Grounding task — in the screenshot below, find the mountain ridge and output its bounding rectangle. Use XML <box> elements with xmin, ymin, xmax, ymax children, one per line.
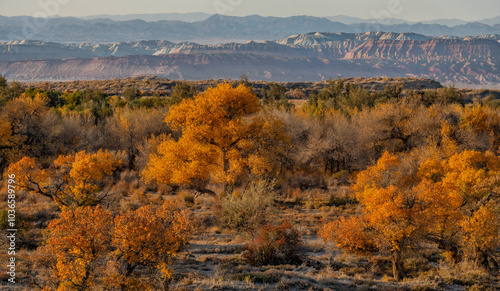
<box><xmin>72</xmin><ymin>13</ymin><xmax>500</xmax><ymax>27</ymax></box>
<box><xmin>1</xmin><ymin>33</ymin><xmax>499</xmax><ymax>86</ymax></box>
<box><xmin>80</xmin><ymin>12</ymin><xmax>212</xmax><ymax>22</ymax></box>
<box><xmin>1</xmin><ymin>15</ymin><xmax>500</xmax><ymax>44</ymax></box>
<box><xmin>2</xmin><ymin>32</ymin><xmax>499</xmax><ymax>61</ymax></box>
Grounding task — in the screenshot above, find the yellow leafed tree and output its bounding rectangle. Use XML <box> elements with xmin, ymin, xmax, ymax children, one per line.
<box><xmin>142</xmin><ymin>83</ymin><xmax>290</xmax><ymax>195</ymax></box>
<box><xmin>106</xmin><ymin>200</ymin><xmax>193</xmax><ymax>290</ymax></box>
<box><xmin>321</xmin><ymin>149</ymin><xmax>500</xmax><ymax>279</ymax></box>
<box><xmin>0</xmin><ymin>93</ymin><xmax>49</xmax><ymax>171</ymax></box>
<box><xmin>460</xmin><ymin>204</ymin><xmax>500</xmax><ymax>269</ymax></box>
<box><xmin>42</xmin><ymin>206</ymin><xmax>113</xmax><ymax>291</ymax></box>
<box><xmin>41</xmin><ymin>201</ymin><xmax>193</xmax><ymax>291</ymax></box>
<box><xmin>459</xmin><ymin>105</ymin><xmax>500</xmax><ymax>150</ymax></box>
<box><xmin>9</xmin><ymin>150</ymin><xmax>122</xmax><ymax>208</ymax></box>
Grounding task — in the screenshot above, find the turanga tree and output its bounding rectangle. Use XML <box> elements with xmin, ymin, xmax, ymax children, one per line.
<box><xmin>9</xmin><ymin>150</ymin><xmax>123</xmax><ymax>208</ymax></box>
<box><xmin>42</xmin><ymin>206</ymin><xmax>113</xmax><ymax>291</ymax></box>
<box><xmin>107</xmin><ymin>200</ymin><xmax>193</xmax><ymax>290</ymax></box>
<box><xmin>142</xmin><ymin>83</ymin><xmax>290</xmax><ymax>195</ymax></box>
<box><xmin>320</xmin><ymin>149</ymin><xmax>500</xmax><ymax>279</ymax></box>
<box><xmin>41</xmin><ymin>201</ymin><xmax>193</xmax><ymax>291</ymax></box>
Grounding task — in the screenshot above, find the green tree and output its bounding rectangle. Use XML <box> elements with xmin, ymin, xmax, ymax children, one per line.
<box><xmin>262</xmin><ymin>82</ymin><xmax>294</xmax><ymax>111</ymax></box>
<box><xmin>167</xmin><ymin>81</ymin><xmax>197</xmax><ymax>105</ymax></box>
<box><xmin>0</xmin><ymin>75</ymin><xmax>7</xmax><ymax>88</ymax></box>
<box><xmin>124</xmin><ymin>86</ymin><xmax>141</xmax><ymax>102</ymax></box>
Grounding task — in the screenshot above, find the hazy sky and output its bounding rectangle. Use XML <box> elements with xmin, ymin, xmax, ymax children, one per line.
<box><xmin>0</xmin><ymin>0</ymin><xmax>498</xmax><ymax>21</ymax></box>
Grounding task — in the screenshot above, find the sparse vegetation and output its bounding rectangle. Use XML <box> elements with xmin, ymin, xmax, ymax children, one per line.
<box><xmin>216</xmin><ymin>180</ymin><xmax>278</xmax><ymax>235</ymax></box>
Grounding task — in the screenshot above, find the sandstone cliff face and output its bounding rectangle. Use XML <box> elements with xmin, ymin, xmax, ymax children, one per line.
<box><xmin>1</xmin><ymin>33</ymin><xmax>499</xmax><ymax>86</ymax></box>
<box><xmin>2</xmin><ymin>33</ymin><xmax>498</xmax><ymax>62</ymax></box>
<box><xmin>0</xmin><ymin>54</ymin><xmax>336</xmax><ymax>81</ymax></box>
<box><xmin>1</xmin><ymin>52</ymin><xmax>498</xmax><ymax>86</ymax></box>
<box><xmin>344</xmin><ymin>39</ymin><xmax>500</xmax><ymax>63</ymax></box>
<box><xmin>0</xmin><ymin>40</ymin><xmax>177</xmax><ymax>61</ymax></box>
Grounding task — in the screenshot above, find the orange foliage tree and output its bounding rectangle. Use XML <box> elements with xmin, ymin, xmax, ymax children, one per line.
<box><xmin>9</xmin><ymin>150</ymin><xmax>122</xmax><ymax>208</ymax></box>
<box><xmin>320</xmin><ymin>149</ymin><xmax>500</xmax><ymax>279</ymax></box>
<box><xmin>442</xmin><ymin>151</ymin><xmax>500</xmax><ymax>269</ymax></box>
<box><xmin>0</xmin><ymin>93</ymin><xmax>49</xmax><ymax>171</ymax></box>
<box><xmin>108</xmin><ymin>200</ymin><xmax>193</xmax><ymax>290</ymax></box>
<box><xmin>460</xmin><ymin>204</ymin><xmax>500</xmax><ymax>270</ymax></box>
<box><xmin>42</xmin><ymin>206</ymin><xmax>113</xmax><ymax>291</ymax></box>
<box><xmin>348</xmin><ymin>152</ymin><xmax>442</xmax><ymax>280</ymax></box>
<box><xmin>142</xmin><ymin>83</ymin><xmax>290</xmax><ymax>195</ymax></box>
<box><xmin>41</xmin><ymin>200</ymin><xmax>193</xmax><ymax>291</ymax></box>
<box><xmin>460</xmin><ymin>104</ymin><xmax>500</xmax><ymax>151</ymax></box>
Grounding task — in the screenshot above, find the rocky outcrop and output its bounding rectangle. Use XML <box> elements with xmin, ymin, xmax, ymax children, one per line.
<box><xmin>275</xmin><ymin>32</ymin><xmax>431</xmax><ymax>46</ymax></box>
<box><xmin>1</xmin><ymin>52</ymin><xmax>499</xmax><ymax>86</ymax></box>
<box><xmin>344</xmin><ymin>39</ymin><xmax>500</xmax><ymax>63</ymax></box>
<box><xmin>0</xmin><ymin>40</ymin><xmax>176</xmax><ymax>61</ymax></box>
<box><xmin>3</xmin><ymin>33</ymin><xmax>498</xmax><ymax>62</ymax></box>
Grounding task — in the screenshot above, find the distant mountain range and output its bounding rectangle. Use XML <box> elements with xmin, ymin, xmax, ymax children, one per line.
<box><xmin>80</xmin><ymin>12</ymin><xmax>212</xmax><ymax>22</ymax></box>
<box><xmin>78</xmin><ymin>13</ymin><xmax>500</xmax><ymax>28</ymax></box>
<box><xmin>1</xmin><ymin>14</ymin><xmax>500</xmax><ymax>43</ymax></box>
<box><xmin>479</xmin><ymin>16</ymin><xmax>500</xmax><ymax>26</ymax></box>
<box><xmin>1</xmin><ymin>13</ymin><xmax>499</xmax><ymax>86</ymax></box>
<box><xmin>325</xmin><ymin>15</ymin><xmax>500</xmax><ymax>27</ymax></box>
<box><xmin>1</xmin><ymin>32</ymin><xmax>499</xmax><ymax>86</ymax></box>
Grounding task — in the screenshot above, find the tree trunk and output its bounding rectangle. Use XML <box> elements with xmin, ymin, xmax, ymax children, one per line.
<box><xmin>426</xmin><ymin>236</ymin><xmax>462</xmax><ymax>264</ymax></box>
<box><xmin>162</xmin><ymin>276</ymin><xmax>171</xmax><ymax>291</ymax></box>
<box><xmin>476</xmin><ymin>249</ymin><xmax>490</xmax><ymax>270</ymax></box>
<box><xmin>474</xmin><ymin>248</ymin><xmax>499</xmax><ymax>272</ymax></box>
<box><xmin>441</xmin><ymin>242</ymin><xmax>462</xmax><ymax>264</ymax></box>
<box><xmin>221</xmin><ymin>150</ymin><xmax>233</xmax><ymax>196</ymax></box>
<box><xmin>128</xmin><ymin>147</ymin><xmax>136</xmax><ymax>170</ymax></box>
<box><xmin>121</xmin><ymin>263</ymin><xmax>135</xmax><ymax>291</ymax></box>
<box><xmin>436</xmin><ymin>238</ymin><xmax>462</xmax><ymax>264</ymax></box>
<box><xmin>0</xmin><ymin>154</ymin><xmax>9</xmax><ymax>175</ymax></box>
<box><xmin>223</xmin><ymin>183</ymin><xmax>234</xmax><ymax>196</ymax></box>
<box><xmin>391</xmin><ymin>249</ymin><xmax>405</xmax><ymax>281</ymax></box>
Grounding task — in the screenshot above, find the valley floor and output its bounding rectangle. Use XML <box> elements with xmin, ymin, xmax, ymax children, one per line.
<box><xmin>165</xmin><ymin>195</ymin><xmax>499</xmax><ymax>291</ymax></box>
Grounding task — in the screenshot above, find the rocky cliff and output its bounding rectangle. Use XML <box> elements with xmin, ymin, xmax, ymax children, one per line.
<box><xmin>1</xmin><ymin>33</ymin><xmax>499</xmax><ymax>86</ymax></box>
<box><xmin>344</xmin><ymin>39</ymin><xmax>500</xmax><ymax>63</ymax></box>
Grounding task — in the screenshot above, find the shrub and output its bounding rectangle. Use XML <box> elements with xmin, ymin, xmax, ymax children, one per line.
<box><xmin>327</xmin><ymin>194</ymin><xmax>357</xmax><ymax>207</ymax></box>
<box><xmin>181</xmin><ymin>190</ymin><xmax>195</xmax><ymax>205</ymax></box>
<box><xmin>216</xmin><ymin>180</ymin><xmax>277</xmax><ymax>235</ymax></box>
<box><xmin>319</xmin><ymin>216</ymin><xmax>378</xmax><ymax>255</ymax></box>
<box><xmin>124</xmin><ymin>86</ymin><xmax>141</xmax><ymax>101</ymax></box>
<box><xmin>109</xmin><ymin>200</ymin><xmax>194</xmax><ymax>289</ymax></box>
<box><xmin>42</xmin><ymin>206</ymin><xmax>113</xmax><ymax>290</ymax></box>
<box><xmin>243</xmin><ymin>221</ymin><xmax>304</xmax><ymax>266</ymax></box>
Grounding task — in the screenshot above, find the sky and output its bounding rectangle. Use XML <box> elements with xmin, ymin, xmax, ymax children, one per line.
<box><xmin>0</xmin><ymin>0</ymin><xmax>499</xmax><ymax>21</ymax></box>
